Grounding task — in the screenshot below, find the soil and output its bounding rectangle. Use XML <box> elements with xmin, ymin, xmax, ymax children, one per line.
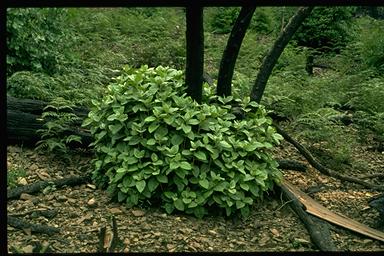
<box><xmin>6</xmin><ymin>138</ymin><xmax>384</xmax><ymax>253</ymax></box>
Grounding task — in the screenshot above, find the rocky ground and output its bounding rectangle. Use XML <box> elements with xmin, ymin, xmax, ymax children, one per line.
<box><xmin>6</xmin><ymin>139</ymin><xmax>384</xmax><ymax>253</ymax></box>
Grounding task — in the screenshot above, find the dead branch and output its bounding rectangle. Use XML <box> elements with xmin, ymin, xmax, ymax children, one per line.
<box><xmin>360</xmin><ymin>173</ymin><xmax>384</xmax><ymax>179</ymax></box>
<box><xmin>8</xmin><ymin>216</ymin><xmax>60</xmax><ymax>235</ymax></box>
<box><xmin>277</xmin><ymin>159</ymin><xmax>307</xmax><ymax>172</ymax></box>
<box><xmin>7</xmin><ymin>175</ymin><xmax>91</xmax><ymax>200</ymax></box>
<box><xmin>274</xmin><ymin>124</ymin><xmax>384</xmax><ymax>191</ymax></box>
<box><xmin>278</xmin><ymin>185</ymin><xmax>338</xmax><ymax>251</ymax></box>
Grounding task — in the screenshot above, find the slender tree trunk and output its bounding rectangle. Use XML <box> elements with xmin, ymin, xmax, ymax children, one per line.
<box><xmin>250</xmin><ymin>7</ymin><xmax>314</xmax><ymax>104</ymax></box>
<box><xmin>305</xmin><ymin>53</ymin><xmax>314</xmax><ymax>75</ymax></box>
<box><xmin>216</xmin><ymin>6</ymin><xmax>256</xmax><ymax>97</ymax></box>
<box><xmin>185</xmin><ymin>5</ymin><xmax>204</xmax><ymax>104</ymax></box>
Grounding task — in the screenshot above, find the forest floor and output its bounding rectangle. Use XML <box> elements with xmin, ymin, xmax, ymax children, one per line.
<box><xmin>6</xmin><ymin>136</ymin><xmax>384</xmax><ymax>253</ymax></box>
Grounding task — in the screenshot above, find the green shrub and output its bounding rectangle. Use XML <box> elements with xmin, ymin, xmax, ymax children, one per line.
<box><xmin>7</xmin><ymin>71</ymin><xmax>55</xmax><ymax>100</ymax></box>
<box><xmin>209</xmin><ymin>7</ymin><xmax>240</xmax><ymax>34</ymax></box>
<box><xmin>6</xmin><ymin>8</ymin><xmax>70</xmax><ymax>75</ymax></box>
<box><xmin>83</xmin><ymin>65</ymin><xmax>283</xmax><ymax>219</ymax></box>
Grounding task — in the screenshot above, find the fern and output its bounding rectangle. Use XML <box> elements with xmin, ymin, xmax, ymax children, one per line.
<box><xmin>36</xmin><ymin>97</ymin><xmax>82</xmax><ymax>156</ymax></box>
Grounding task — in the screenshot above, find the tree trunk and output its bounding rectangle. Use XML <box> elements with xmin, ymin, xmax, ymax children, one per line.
<box><xmin>250</xmin><ymin>6</ymin><xmax>314</xmax><ymax>103</ymax></box>
<box><xmin>305</xmin><ymin>54</ymin><xmax>314</xmax><ymax>75</ymax></box>
<box><xmin>185</xmin><ymin>5</ymin><xmax>204</xmax><ymax>104</ymax></box>
<box><xmin>216</xmin><ymin>5</ymin><xmax>256</xmax><ymax>97</ymax></box>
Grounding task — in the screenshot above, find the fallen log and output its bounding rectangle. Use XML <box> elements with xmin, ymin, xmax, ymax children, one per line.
<box><xmin>8</xmin><ymin>216</ymin><xmax>60</xmax><ymax>235</ymax></box>
<box><xmin>279</xmin><ymin>184</ymin><xmax>337</xmax><ymax>251</ymax></box>
<box><xmin>7</xmin><ymin>96</ymin><xmax>92</xmax><ymax>147</ymax></box>
<box><xmin>282</xmin><ymin>180</ymin><xmax>384</xmax><ymax>242</ymax></box>
<box><xmin>7</xmin><ymin>175</ymin><xmax>91</xmax><ymax>200</ymax></box>
<box><xmin>277</xmin><ymin>159</ymin><xmax>307</xmax><ymax>172</ymax></box>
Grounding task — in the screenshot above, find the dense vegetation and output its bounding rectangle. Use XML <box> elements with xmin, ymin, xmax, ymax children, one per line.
<box><xmin>7</xmin><ymin>7</ymin><xmax>384</xmax><ymax>216</ymax></box>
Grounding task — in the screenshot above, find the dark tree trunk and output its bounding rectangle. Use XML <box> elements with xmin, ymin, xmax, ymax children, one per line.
<box><xmin>216</xmin><ymin>5</ymin><xmax>256</xmax><ymax>97</ymax></box>
<box><xmin>305</xmin><ymin>54</ymin><xmax>314</xmax><ymax>75</ymax></box>
<box><xmin>250</xmin><ymin>7</ymin><xmax>314</xmax><ymax>103</ymax></box>
<box><xmin>7</xmin><ymin>96</ymin><xmax>92</xmax><ymax>147</ymax></box>
<box><xmin>185</xmin><ymin>5</ymin><xmax>204</xmax><ymax>104</ymax></box>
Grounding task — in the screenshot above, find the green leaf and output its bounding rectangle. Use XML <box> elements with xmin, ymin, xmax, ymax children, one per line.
<box><xmin>219</xmin><ymin>140</ymin><xmax>232</xmax><ymax>149</ymax></box>
<box><xmin>148</xmin><ymin>122</ymin><xmax>160</xmax><ymax>133</ymax></box>
<box><xmin>146</xmin><ymin>138</ymin><xmax>156</xmax><ymax>146</ymax></box>
<box><xmin>179</xmin><ymin>161</ymin><xmax>192</xmax><ymax>170</ymax></box>
<box><xmin>236</xmin><ymin>200</ymin><xmax>245</xmax><ymax>209</ymax></box>
<box><xmin>144</xmin><ymin>116</ymin><xmax>156</xmax><ymax>122</ymax></box>
<box><xmin>240</xmin><ymin>206</ymin><xmax>250</xmax><ymax>218</ymax></box>
<box><xmin>170</xmin><ymin>134</ymin><xmax>184</xmax><ymax>146</ymax></box>
<box><xmin>164</xmin><ymin>203</ymin><xmax>174</xmax><ymax>214</ymax></box>
<box><xmin>194</xmin><ymin>151</ymin><xmax>207</xmax><ymax>161</ymax></box>
<box><xmin>135</xmin><ymin>180</ymin><xmax>146</xmax><ymax>193</ymax></box>
<box><xmin>199</xmin><ymin>179</ymin><xmax>209</xmax><ymax>189</ymax></box>
<box><xmin>117</xmin><ymin>191</ymin><xmax>126</xmax><ymax>202</ymax></box>
<box><xmin>239</xmin><ymin>183</ymin><xmax>249</xmax><ymax>191</ymax></box>
<box><xmin>116</xmin><ymin>168</ymin><xmax>126</xmax><ymax>173</ymax></box>
<box><xmin>193</xmin><ymin>207</ymin><xmax>206</xmax><ymax>219</ymax></box>
<box><xmin>147</xmin><ymin>177</ymin><xmax>159</xmax><ymax>192</ymax></box>
<box><xmin>156</xmin><ymin>174</ymin><xmax>168</xmax><ymax>183</ymax></box>
<box><xmin>174</xmin><ymin>198</ymin><xmax>185</xmax><ymax>211</ymax></box>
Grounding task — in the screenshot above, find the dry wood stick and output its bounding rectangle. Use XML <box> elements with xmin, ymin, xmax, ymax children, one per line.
<box><xmin>274</xmin><ymin>124</ymin><xmax>384</xmax><ymax>191</ymax></box>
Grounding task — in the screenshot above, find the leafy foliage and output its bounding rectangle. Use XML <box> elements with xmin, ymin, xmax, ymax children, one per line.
<box><xmin>36</xmin><ymin>97</ymin><xmax>82</xmax><ymax>156</ymax></box>
<box><xmin>293</xmin><ymin>7</ymin><xmax>355</xmax><ymax>53</ymax></box>
<box><xmin>84</xmin><ymin>65</ymin><xmax>283</xmax><ymax>219</ymax></box>
<box><xmin>209</xmin><ymin>7</ymin><xmax>240</xmax><ymax>34</ymax></box>
<box><xmin>6</xmin><ymin>8</ymin><xmax>70</xmax><ymax>75</ymax></box>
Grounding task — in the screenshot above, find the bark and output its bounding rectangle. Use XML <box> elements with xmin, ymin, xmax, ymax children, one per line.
<box><xmin>8</xmin><ymin>216</ymin><xmax>60</xmax><ymax>235</ymax></box>
<box><xmin>185</xmin><ymin>5</ymin><xmax>204</xmax><ymax>104</ymax></box>
<box><xmin>216</xmin><ymin>5</ymin><xmax>256</xmax><ymax>97</ymax></box>
<box><xmin>250</xmin><ymin>7</ymin><xmax>314</xmax><ymax>103</ymax></box>
<box><xmin>278</xmin><ymin>185</ymin><xmax>338</xmax><ymax>251</ymax></box>
<box><xmin>277</xmin><ymin>159</ymin><xmax>307</xmax><ymax>172</ymax></box>
<box><xmin>7</xmin><ymin>96</ymin><xmax>93</xmax><ymax>147</ymax></box>
<box><xmin>305</xmin><ymin>54</ymin><xmax>314</xmax><ymax>75</ymax></box>
<box><xmin>7</xmin><ymin>175</ymin><xmax>91</xmax><ymax>200</ymax></box>
<box><xmin>274</xmin><ymin>123</ymin><xmax>384</xmax><ymax>191</ymax></box>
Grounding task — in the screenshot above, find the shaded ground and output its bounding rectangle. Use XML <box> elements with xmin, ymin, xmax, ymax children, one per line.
<box><xmin>6</xmin><ymin>139</ymin><xmax>384</xmax><ymax>253</ymax></box>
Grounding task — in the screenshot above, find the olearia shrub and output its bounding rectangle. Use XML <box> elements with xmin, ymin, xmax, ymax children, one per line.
<box><xmin>83</xmin><ymin>65</ymin><xmax>283</xmax><ymax>219</ymax></box>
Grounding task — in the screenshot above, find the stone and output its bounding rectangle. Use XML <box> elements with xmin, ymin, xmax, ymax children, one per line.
<box><xmin>87</xmin><ymin>198</ymin><xmax>96</xmax><ymax>207</ymax></box>
<box><xmin>20</xmin><ymin>193</ymin><xmax>34</xmax><ymax>201</ymax></box>
<box><xmin>17</xmin><ymin>177</ymin><xmax>28</xmax><ymax>186</ymax></box>
<box><xmin>132</xmin><ymin>209</ymin><xmax>145</xmax><ymax>217</ymax></box>
<box><xmin>30</xmin><ymin>163</ymin><xmax>39</xmax><ymax>171</ymax></box>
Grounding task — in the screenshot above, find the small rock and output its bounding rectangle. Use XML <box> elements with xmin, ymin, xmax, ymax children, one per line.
<box><xmin>20</xmin><ymin>193</ymin><xmax>34</xmax><ymax>201</ymax></box>
<box><xmin>30</xmin><ymin>163</ymin><xmax>39</xmax><ymax>171</ymax></box>
<box><xmin>132</xmin><ymin>209</ymin><xmax>145</xmax><ymax>217</ymax></box>
<box><xmin>17</xmin><ymin>177</ymin><xmax>28</xmax><ymax>186</ymax></box>
<box><xmin>56</xmin><ymin>195</ymin><xmax>68</xmax><ymax>202</ymax></box>
<box><xmin>86</xmin><ymin>184</ymin><xmax>97</xmax><ymax>190</ymax></box>
<box><xmin>208</xmin><ymin>229</ymin><xmax>218</xmax><ymax>236</ymax></box>
<box><xmin>166</xmin><ymin>244</ymin><xmax>176</xmax><ymax>251</ymax></box>
<box><xmin>36</xmin><ymin>171</ymin><xmax>51</xmax><ymax>181</ymax></box>
<box><xmin>109</xmin><ymin>208</ymin><xmax>123</xmax><ymax>215</ymax></box>
<box><xmin>270</xmin><ymin>228</ymin><xmax>280</xmax><ymax>237</ymax></box>
<box><xmin>87</xmin><ymin>198</ymin><xmax>96</xmax><ymax>207</ymax></box>
<box><xmin>294</xmin><ymin>238</ymin><xmax>311</xmax><ymax>245</ymax></box>
<box><xmin>22</xmin><ymin>245</ymin><xmax>34</xmax><ymax>253</ymax></box>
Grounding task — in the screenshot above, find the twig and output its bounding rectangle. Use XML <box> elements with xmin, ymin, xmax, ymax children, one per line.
<box><xmin>274</xmin><ymin>124</ymin><xmax>384</xmax><ymax>191</ymax></box>
<box><xmin>8</xmin><ymin>216</ymin><xmax>60</xmax><ymax>235</ymax></box>
<box><xmin>8</xmin><ymin>175</ymin><xmax>91</xmax><ymax>200</ymax></box>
